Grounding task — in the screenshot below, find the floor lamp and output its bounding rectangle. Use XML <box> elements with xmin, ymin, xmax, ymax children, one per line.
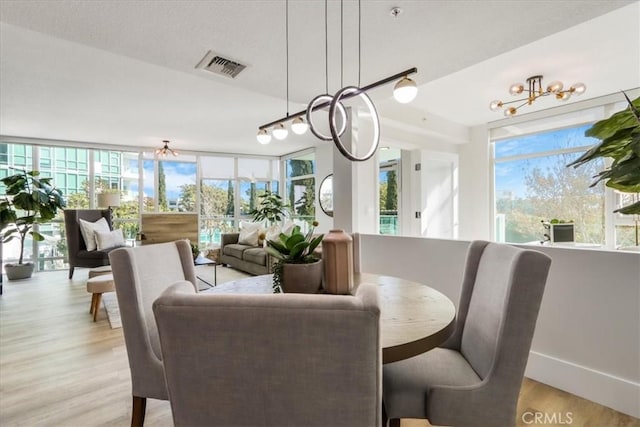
<box><xmin>97</xmin><ymin>193</ymin><xmax>121</xmax><ymax>230</ymax></box>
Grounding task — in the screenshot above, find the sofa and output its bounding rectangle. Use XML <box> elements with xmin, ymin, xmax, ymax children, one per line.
<box><xmin>219</xmin><ymin>233</ymin><xmax>274</xmax><ymax>276</ymax></box>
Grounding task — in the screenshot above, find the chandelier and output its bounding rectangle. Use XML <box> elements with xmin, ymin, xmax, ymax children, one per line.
<box><xmin>256</xmin><ymin>1</ymin><xmax>418</xmax><ymax>162</ymax></box>
<box><xmin>490</xmin><ymin>75</ymin><xmax>586</xmax><ymax>117</ymax></box>
<box><xmin>155</xmin><ymin>140</ymin><xmax>179</xmax><ymax>157</ymax></box>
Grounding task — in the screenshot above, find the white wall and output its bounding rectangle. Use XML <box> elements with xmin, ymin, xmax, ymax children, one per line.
<box><xmin>359</xmin><ymin>234</ymin><xmax>640</xmax><ymax>418</ymax></box>
<box><xmin>458</xmin><ymin>124</ymin><xmax>491</xmax><ymax>240</ymax></box>
<box><xmin>313</xmin><ymin>143</ymin><xmax>334</xmax><ymax>234</ymax></box>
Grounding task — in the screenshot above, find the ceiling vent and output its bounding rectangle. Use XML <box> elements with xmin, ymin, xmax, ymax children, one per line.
<box><xmin>195</xmin><ymin>50</ymin><xmax>247</xmax><ymax>79</ymax></box>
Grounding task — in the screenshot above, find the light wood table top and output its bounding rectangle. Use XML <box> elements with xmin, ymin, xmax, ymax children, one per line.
<box><xmin>204</xmin><ymin>272</ymin><xmax>456</xmax><ymax>364</ymax></box>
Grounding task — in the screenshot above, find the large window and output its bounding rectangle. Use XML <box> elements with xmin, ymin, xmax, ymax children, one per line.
<box><xmin>199</xmin><ymin>156</ymin><xmax>278</xmax><ymax>247</ymax></box>
<box><xmin>285</xmin><ymin>152</ymin><xmax>315</xmax><ymax>225</ymax></box>
<box><xmin>1</xmin><ymin>140</ymin><xmax>291</xmax><ymax>269</ymax></box>
<box><xmin>494</xmin><ymin>124</ymin><xmax>605</xmax><ymax>244</ymax></box>
<box><xmin>0</xmin><ymin>143</ymin><xmax>140</xmax><ymax>271</ymax></box>
<box><xmin>379</xmin><ymin>149</ymin><xmax>401</xmax><ymax>235</ymax></box>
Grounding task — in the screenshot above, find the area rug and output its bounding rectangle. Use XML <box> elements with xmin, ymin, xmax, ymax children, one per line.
<box><xmin>102</xmin><ymin>265</ymin><xmax>252</xmax><ymax>329</ymax></box>
<box><xmin>102</xmin><ymin>292</ymin><xmax>121</xmax><ymax>329</ymax></box>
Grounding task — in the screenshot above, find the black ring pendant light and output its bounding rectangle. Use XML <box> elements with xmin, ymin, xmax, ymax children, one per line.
<box><xmin>257</xmin><ymin>0</ymin><xmax>418</xmax><ymax>162</ymax></box>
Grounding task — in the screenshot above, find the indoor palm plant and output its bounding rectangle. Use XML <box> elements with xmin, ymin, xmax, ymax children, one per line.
<box><xmin>0</xmin><ymin>168</ymin><xmax>66</xmax><ymax>279</ymax></box>
<box><xmin>264</xmin><ymin>221</ymin><xmax>323</xmax><ymax>293</ymax></box>
<box><xmin>250</xmin><ymin>192</ymin><xmax>290</xmax><ymax>226</ymax></box>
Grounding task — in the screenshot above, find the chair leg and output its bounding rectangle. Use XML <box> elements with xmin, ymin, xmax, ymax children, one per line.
<box><xmin>90</xmin><ymin>294</ymin><xmax>97</xmax><ymax>314</ymax></box>
<box><xmin>131</xmin><ymin>396</ymin><xmax>147</xmax><ymax>427</ymax></box>
<box><xmin>93</xmin><ymin>293</ymin><xmax>102</xmax><ymax>322</ymax></box>
<box><xmin>389</xmin><ymin>419</ymin><xmax>401</xmax><ymax>427</ymax></box>
<box><xmin>382</xmin><ymin>401</ymin><xmax>388</xmax><ymax>427</ymax></box>
<box><xmin>69</xmin><ymin>266</ymin><xmax>75</xmax><ymax>279</ymax></box>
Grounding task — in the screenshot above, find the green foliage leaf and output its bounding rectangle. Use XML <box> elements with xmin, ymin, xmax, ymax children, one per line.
<box><xmin>308</xmin><ymin>234</ymin><xmax>324</xmax><ymax>254</ymax></box>
<box><xmin>288</xmin><ymin>240</ymin><xmax>310</xmax><ymax>259</ymax></box>
<box><xmin>285</xmin><ymin>232</ymin><xmax>305</xmax><ymax>250</ymax></box>
<box><xmin>30</xmin><ymin>231</ymin><xmax>46</xmax><ymax>242</ymax></box>
<box><xmin>614</xmin><ymin>200</ymin><xmax>640</xmax><ymax>215</ymax></box>
<box><xmin>267</xmin><ymin>239</ymin><xmax>289</xmax><ymax>255</ymax></box>
<box><xmin>569</xmin><ymin>93</ymin><xmax>640</xmax><ymax>215</ymax></box>
<box><xmin>265</xmin><ymin>246</ymin><xmax>285</xmax><ymax>260</ymax></box>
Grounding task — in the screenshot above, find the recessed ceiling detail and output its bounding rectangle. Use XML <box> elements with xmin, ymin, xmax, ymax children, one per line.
<box><xmin>195</xmin><ymin>50</ymin><xmax>246</xmax><ymax>79</ymax></box>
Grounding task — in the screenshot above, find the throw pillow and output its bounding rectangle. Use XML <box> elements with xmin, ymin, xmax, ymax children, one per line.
<box><xmin>265</xmin><ymin>224</ymin><xmax>282</xmax><ymax>243</ymax></box>
<box><xmin>239</xmin><ymin>220</ymin><xmax>263</xmax><ymax>232</ymax></box>
<box><xmin>79</xmin><ymin>217</ymin><xmax>110</xmax><ymax>251</ymax></box>
<box><xmin>238</xmin><ymin>227</ymin><xmax>260</xmax><ymax>246</ymax></box>
<box><xmin>95</xmin><ymin>229</ymin><xmax>126</xmax><ymax>251</ymax></box>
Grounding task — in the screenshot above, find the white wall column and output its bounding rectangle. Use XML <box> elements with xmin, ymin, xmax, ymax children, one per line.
<box><xmin>333</xmin><ymin>112</ymin><xmax>378</xmax><ymax>234</ymax></box>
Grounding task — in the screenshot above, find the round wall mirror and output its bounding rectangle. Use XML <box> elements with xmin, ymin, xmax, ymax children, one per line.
<box><xmin>319</xmin><ymin>174</ymin><xmax>333</xmax><ymax>217</ymax></box>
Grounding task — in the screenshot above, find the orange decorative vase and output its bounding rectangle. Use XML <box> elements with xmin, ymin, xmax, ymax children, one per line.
<box><xmin>322</xmin><ymin>229</ymin><xmax>353</xmax><ymax>294</ymax></box>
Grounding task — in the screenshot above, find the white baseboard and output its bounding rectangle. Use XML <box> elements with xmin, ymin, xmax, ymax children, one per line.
<box><xmin>525</xmin><ymin>351</ymin><xmax>640</xmax><ymax>418</ymax></box>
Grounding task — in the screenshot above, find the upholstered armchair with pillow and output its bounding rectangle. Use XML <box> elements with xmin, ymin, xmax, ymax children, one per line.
<box><xmin>109</xmin><ymin>239</ymin><xmax>197</xmax><ymax>427</ymax></box>
<box><xmin>64</xmin><ymin>209</ymin><xmax>123</xmax><ymax>279</ymax></box>
<box><xmin>153</xmin><ymin>282</ymin><xmax>381</xmax><ymax>427</ymax></box>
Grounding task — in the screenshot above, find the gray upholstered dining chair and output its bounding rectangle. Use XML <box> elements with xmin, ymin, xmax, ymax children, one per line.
<box><xmin>383</xmin><ymin>240</ymin><xmax>552</xmax><ymax>427</ymax></box>
<box><xmin>108</xmin><ymin>240</ymin><xmax>197</xmax><ymax>427</ymax></box>
<box><xmin>153</xmin><ymin>282</ymin><xmax>382</xmax><ymax>427</ymax></box>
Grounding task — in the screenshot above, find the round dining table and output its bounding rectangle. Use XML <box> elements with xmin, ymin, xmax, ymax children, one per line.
<box><xmin>204</xmin><ymin>272</ymin><xmax>456</xmax><ymax>364</ymax></box>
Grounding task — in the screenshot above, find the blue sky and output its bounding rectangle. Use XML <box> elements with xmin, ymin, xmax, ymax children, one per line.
<box><xmin>128</xmin><ymin>160</ymin><xmax>197</xmax><ymax>200</ymax></box>
<box><xmin>494</xmin><ymin>124</ymin><xmax>597</xmax><ymax>198</ymax></box>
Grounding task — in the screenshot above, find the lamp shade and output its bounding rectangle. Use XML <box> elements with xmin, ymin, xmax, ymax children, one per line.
<box><xmin>97</xmin><ymin>192</ymin><xmax>121</xmax><ymax>208</ymax></box>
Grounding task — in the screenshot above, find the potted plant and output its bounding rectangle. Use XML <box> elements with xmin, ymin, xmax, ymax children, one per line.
<box><xmin>264</xmin><ymin>221</ymin><xmax>323</xmax><ymax>293</ymax></box>
<box><xmin>0</xmin><ymin>169</ymin><xmax>66</xmax><ymax>280</ymax></box>
<box><xmin>250</xmin><ymin>192</ymin><xmax>290</xmax><ymax>226</ymax></box>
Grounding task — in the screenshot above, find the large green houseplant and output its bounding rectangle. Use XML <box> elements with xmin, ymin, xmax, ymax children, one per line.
<box><xmin>250</xmin><ymin>191</ymin><xmax>290</xmax><ymax>226</ymax></box>
<box><xmin>568</xmin><ymin>93</ymin><xmax>640</xmax><ymax>215</ymax></box>
<box><xmin>265</xmin><ymin>222</ymin><xmax>323</xmax><ymax>293</ymax></box>
<box><xmin>0</xmin><ymin>169</ymin><xmax>66</xmax><ymax>279</ymax></box>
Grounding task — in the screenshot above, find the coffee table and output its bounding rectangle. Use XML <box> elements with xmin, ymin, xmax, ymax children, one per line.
<box><xmin>194</xmin><ymin>255</ymin><xmax>217</xmax><ymax>287</ymax></box>
<box><xmin>204</xmin><ymin>272</ymin><xmax>456</xmax><ymax>364</ymax></box>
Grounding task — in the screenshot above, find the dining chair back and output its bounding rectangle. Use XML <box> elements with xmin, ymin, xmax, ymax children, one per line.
<box><xmin>153</xmin><ymin>283</ymin><xmax>381</xmax><ymax>427</ymax></box>
<box><xmin>109</xmin><ymin>239</ymin><xmax>197</xmax><ymax>427</ymax></box>
<box><xmin>383</xmin><ymin>240</ymin><xmax>552</xmax><ymax>427</ymax></box>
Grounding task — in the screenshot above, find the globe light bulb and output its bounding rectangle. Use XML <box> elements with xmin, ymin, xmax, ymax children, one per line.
<box><xmin>546</xmin><ymin>81</ymin><xmax>563</xmax><ymax>94</ymax></box>
<box><xmin>504</xmin><ymin>107</ymin><xmax>517</xmax><ymax>117</ymax></box>
<box><xmin>272</xmin><ymin>123</ymin><xmax>288</xmax><ymax>140</ymax></box>
<box><xmin>570</xmin><ymin>83</ymin><xmax>586</xmax><ymax>95</ymax></box>
<box><xmin>489</xmin><ymin>100</ymin><xmax>503</xmax><ymax>111</ymax></box>
<box><xmin>256</xmin><ymin>129</ymin><xmax>271</xmax><ymax>144</ymax></box>
<box><xmin>556</xmin><ymin>91</ymin><xmax>572</xmax><ymax>101</ymax></box>
<box><xmin>393</xmin><ymin>77</ymin><xmax>418</xmax><ymax>103</ymax></box>
<box><xmin>509</xmin><ymin>83</ymin><xmax>524</xmax><ymax>95</ymax></box>
<box><xmin>290</xmin><ymin>116</ymin><xmax>309</xmax><ymax>135</ymax></box>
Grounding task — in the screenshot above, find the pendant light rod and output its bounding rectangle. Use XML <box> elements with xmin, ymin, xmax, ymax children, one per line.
<box><xmin>258</xmin><ymin>66</ymin><xmax>417</xmax><ymax>130</ymax></box>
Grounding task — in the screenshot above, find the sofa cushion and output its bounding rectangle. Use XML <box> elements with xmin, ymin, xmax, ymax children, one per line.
<box><xmin>77</xmin><ymin>249</ymin><xmax>114</xmax><ymax>260</ymax></box>
<box><xmin>224</xmin><ymin>244</ymin><xmax>254</xmax><ymax>260</ymax></box>
<box><xmin>243</xmin><ymin>247</ymin><xmax>266</xmax><ymax>266</ymax></box>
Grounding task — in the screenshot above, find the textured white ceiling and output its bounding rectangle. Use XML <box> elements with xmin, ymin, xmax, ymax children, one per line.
<box><xmin>0</xmin><ymin>0</ymin><xmax>638</xmax><ymax>155</ymax></box>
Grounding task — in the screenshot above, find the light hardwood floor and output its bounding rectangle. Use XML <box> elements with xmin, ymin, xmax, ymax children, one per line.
<box><xmin>0</xmin><ymin>269</ymin><xmax>638</xmax><ymax>427</ymax></box>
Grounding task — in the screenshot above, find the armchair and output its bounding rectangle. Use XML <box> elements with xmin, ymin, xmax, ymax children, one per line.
<box><xmin>64</xmin><ymin>209</ymin><xmax>113</xmax><ymax>279</ymax></box>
